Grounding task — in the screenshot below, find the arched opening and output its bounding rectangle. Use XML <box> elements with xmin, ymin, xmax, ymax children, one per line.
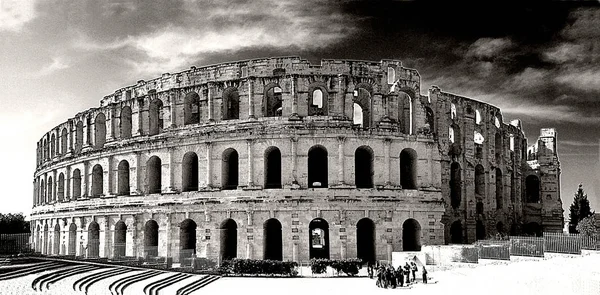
<box><xmin>353</xmin><ymin>88</ymin><xmax>370</xmax><ymax>128</ymax></box>
<box><xmin>496</xmin><ymin>222</ymin><xmax>505</xmax><ymax>235</ymax></box>
<box><xmin>53</xmin><ymin>224</ymin><xmax>60</xmax><ymax>255</ymax></box>
<box><xmin>117</xmin><ymin>160</ymin><xmax>130</xmax><ymax>195</ymax></box>
<box><xmin>425</xmin><ymin>107</ymin><xmax>434</xmax><ymax>134</ymax></box>
<box><xmin>450</xmin><ymin>221</ymin><xmax>463</xmax><ymax>244</ymax></box>
<box><xmin>308</xmin><ymin>87</ymin><xmax>327</xmax><ymax>116</ymax></box>
<box><xmin>50</xmin><ymin>134</ymin><xmax>56</xmax><ymax>158</ymax></box>
<box><xmin>476</xmin><ymin>220</ymin><xmax>486</xmax><ymax>240</ymax></box>
<box><xmin>495</xmin><ymin>133</ymin><xmax>502</xmax><ymax>162</ymax></box>
<box><xmin>182</xmin><ymin>152</ymin><xmax>199</xmax><ymax>192</ymax></box>
<box><xmin>476</xmin><ymin>201</ymin><xmax>484</xmax><ymax>215</ymax></box>
<box><xmin>222</xmin><ymin>87</ymin><xmax>240</xmax><ymax>120</ymax></box>
<box><xmin>356</xmin><ymin>218</ymin><xmax>376</xmax><ymax>263</ymax></box>
<box><xmin>147</xmin><ymin>156</ymin><xmax>162</xmax><ymax>194</ymax></box>
<box><xmin>525</xmin><ymin>175</ymin><xmax>540</xmax><ymax>203</ymax></box>
<box><xmin>450</xmin><ymin>162</ymin><xmax>462</xmax><ymax>209</ymax></box>
<box><xmin>308</xmin><ymin>145</ymin><xmax>328</xmax><ymax>188</ymax></box>
<box><xmin>221</xmin><ymin>148</ymin><xmax>239</xmax><ymax>190</ymax></box>
<box><xmin>43</xmin><ymin>138</ymin><xmax>48</xmax><ymax>160</ymax></box>
<box><xmin>510</xmin><ymin>172</ymin><xmax>516</xmax><ymax>203</ymax></box>
<box><xmin>43</xmin><ymin>224</ymin><xmax>49</xmax><ymax>254</ymax></box>
<box><xmin>91</xmin><ymin>164</ymin><xmax>103</xmax><ymax>197</ymax></box>
<box><xmin>264</xmin><ymin>85</ymin><xmax>283</xmax><ymax>117</ymax></box>
<box><xmin>72</xmin><ymin>169</ymin><xmax>81</xmax><ymax>199</ymax></box>
<box><xmin>523</xmin><ymin>222</ymin><xmax>542</xmax><ymax>237</ymax></box>
<box><xmin>144</xmin><ymin>220</ymin><xmax>159</xmax><ymax>258</ymax></box>
<box><xmin>263</xmin><ymin>219</ymin><xmax>283</xmax><ymax>261</ymax></box>
<box><xmin>75</xmin><ymin>121</ymin><xmax>84</xmax><ymax>153</ymax></box>
<box><xmin>88</xmin><ymin>221</ymin><xmax>100</xmax><ymax>258</ymax></box>
<box><xmin>149</xmin><ymin>99</ymin><xmax>164</xmax><ymax>136</ymax></box>
<box><xmin>400</xmin><ymin>148</ymin><xmax>418</xmax><ymax>189</ymax></box>
<box><xmin>114</xmin><ymin>221</ymin><xmax>127</xmax><ymax>258</ymax></box>
<box><xmin>40</xmin><ymin>180</ymin><xmax>45</xmax><ymax>204</ymax></box>
<box><xmin>402</xmin><ymin>219</ymin><xmax>421</xmax><ymax>251</ymax></box>
<box><xmin>180</xmin><ymin>219</ymin><xmax>197</xmax><ymax>264</ymax></box>
<box><xmin>264</xmin><ymin>147</ymin><xmax>281</xmax><ymax>189</ymax></box>
<box><xmin>94</xmin><ymin>113</ymin><xmax>106</xmax><ymax>149</ymax></box>
<box><xmin>496</xmin><ymin>168</ymin><xmax>503</xmax><ymax>209</ymax></box>
<box><xmin>219</xmin><ymin>219</ymin><xmax>237</xmax><ymax>261</ymax></box>
<box><xmin>399</xmin><ymin>91</ymin><xmax>413</xmax><ymax>134</ymax></box>
<box><xmin>47</xmin><ymin>176</ymin><xmax>53</xmax><ymax>202</ymax></box>
<box><xmin>355</xmin><ymin>146</ymin><xmax>374</xmax><ymax>188</ymax></box>
<box><xmin>353</xmin><ymin>103</ymin><xmax>364</xmax><ymax>126</ymax></box>
<box><xmin>184</xmin><ymin>92</ymin><xmax>201</xmax><ymax>125</ymax></box>
<box><xmin>120</xmin><ymin>106</ymin><xmax>132</xmax><ymax>139</ymax></box>
<box><xmin>475</xmin><ymin>164</ymin><xmax>485</xmax><ymax>196</ymax></box>
<box><xmin>57</xmin><ymin>173</ymin><xmax>65</xmax><ymax>202</ymax></box>
<box><xmin>68</xmin><ymin>223</ymin><xmax>77</xmax><ymax>256</ymax></box>
<box><xmin>309</xmin><ymin>218</ymin><xmax>330</xmax><ymax>259</ymax></box>
<box><xmin>60</xmin><ymin>128</ymin><xmax>68</xmax><ymax>155</ymax></box>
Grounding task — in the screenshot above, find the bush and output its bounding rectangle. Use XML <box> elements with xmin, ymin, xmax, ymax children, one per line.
<box><xmin>309</xmin><ymin>258</ymin><xmax>363</xmax><ymax>276</ymax></box>
<box><xmin>309</xmin><ymin>258</ymin><xmax>329</xmax><ymax>274</ymax></box>
<box><xmin>218</xmin><ymin>259</ymin><xmax>298</xmax><ymax>277</ymax></box>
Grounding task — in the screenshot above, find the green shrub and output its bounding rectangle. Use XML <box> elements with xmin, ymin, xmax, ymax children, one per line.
<box><xmin>309</xmin><ymin>258</ymin><xmax>363</xmax><ymax>276</ymax></box>
<box><xmin>218</xmin><ymin>259</ymin><xmax>298</xmax><ymax>276</ymax></box>
<box><xmin>309</xmin><ymin>258</ymin><xmax>329</xmax><ymax>274</ymax></box>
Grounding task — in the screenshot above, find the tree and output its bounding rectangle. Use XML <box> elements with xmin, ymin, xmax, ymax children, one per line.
<box><xmin>576</xmin><ymin>215</ymin><xmax>597</xmax><ymax>237</ymax></box>
<box><xmin>0</xmin><ymin>213</ymin><xmax>30</xmax><ymax>234</ymax></box>
<box><xmin>569</xmin><ymin>184</ymin><xmax>594</xmax><ymax>233</ymax></box>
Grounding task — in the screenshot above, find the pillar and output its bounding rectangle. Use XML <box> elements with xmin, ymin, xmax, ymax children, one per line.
<box><xmin>337</xmin><ymin>136</ymin><xmax>345</xmax><ymax>185</ymax></box>
<box><xmin>205</xmin><ymin>142</ymin><xmax>212</xmax><ymax>187</ymax></box>
<box><xmin>384</xmin><ymin>138</ymin><xmax>391</xmax><ymax>185</ymax></box>
<box><xmin>166</xmin><ymin>213</ymin><xmax>172</xmax><ymax>259</ymax></box>
<box><xmin>291</xmin><ymin>137</ymin><xmax>298</xmax><ymax>184</ymax></box>
<box><xmin>208</xmin><ymin>83</ymin><xmax>214</xmax><ymax>121</ymax></box>
<box><xmin>104</xmin><ymin>217</ymin><xmax>111</xmax><ymax>258</ymax></box>
<box><xmin>134</xmin><ymin>152</ymin><xmax>142</xmax><ymax>195</ymax></box>
<box><xmin>167</xmin><ymin>147</ymin><xmax>175</xmax><ymax>192</ymax></box>
<box><xmin>107</xmin><ymin>106</ymin><xmax>115</xmax><ymax>142</ymax></box>
<box><xmin>248</xmin><ymin>78</ymin><xmax>255</xmax><ymax>119</ymax></box>
<box><xmin>290</xmin><ymin>75</ymin><xmax>299</xmax><ymax>119</ymax></box>
<box><xmin>106</xmin><ymin>156</ymin><xmax>113</xmax><ymax>196</ymax></box>
<box><xmin>386</xmin><ymin>243</ymin><xmax>393</xmax><ymax>262</ymax></box>
<box><xmin>247</xmin><ymin>139</ymin><xmax>254</xmax><ymax>186</ymax></box>
<box><xmin>52</xmin><ymin>170</ymin><xmax>57</xmax><ymax>202</ymax></box>
<box><xmin>170</xmin><ymin>90</ymin><xmax>177</xmax><ymax>128</ymax></box>
<box><xmin>246</xmin><ymin>243</ymin><xmax>253</xmax><ymax>259</ymax></box>
<box><xmin>292</xmin><ymin>242</ymin><xmax>299</xmax><ymax>262</ymax></box>
<box><xmin>66</xmin><ymin>166</ymin><xmax>71</xmax><ymax>201</ymax></box>
<box><xmin>338</xmin><ymin>74</ymin><xmax>345</xmax><ymax>117</ymax></box>
<box><xmin>340</xmin><ymin>242</ymin><xmax>347</xmax><ymax>259</ymax></box>
<box><xmin>82</xmin><ymin>162</ymin><xmax>89</xmax><ymax>197</ymax></box>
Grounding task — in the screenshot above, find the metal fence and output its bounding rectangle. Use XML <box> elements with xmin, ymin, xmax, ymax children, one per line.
<box><xmin>544</xmin><ymin>232</ymin><xmax>582</xmax><ymax>254</ymax></box>
<box><xmin>0</xmin><ymin>233</ymin><xmax>33</xmax><ymax>254</ymax></box>
<box><xmin>509</xmin><ymin>236</ymin><xmax>545</xmax><ymax>257</ymax></box>
<box><xmin>476</xmin><ymin>239</ymin><xmax>510</xmax><ymax>260</ymax></box>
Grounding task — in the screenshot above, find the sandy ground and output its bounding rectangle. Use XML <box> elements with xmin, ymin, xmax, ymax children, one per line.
<box><xmin>0</xmin><ymin>253</ymin><xmax>598</xmax><ymax>295</ymax></box>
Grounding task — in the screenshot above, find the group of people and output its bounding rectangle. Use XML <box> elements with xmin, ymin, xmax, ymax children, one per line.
<box><xmin>367</xmin><ymin>261</ymin><xmax>428</xmax><ymax>289</ymax></box>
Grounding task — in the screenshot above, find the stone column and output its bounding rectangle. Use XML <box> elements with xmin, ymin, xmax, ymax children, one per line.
<box><xmin>65</xmin><ymin>166</ymin><xmax>71</xmax><ymax>201</ymax></box>
<box><xmin>386</xmin><ymin>242</ymin><xmax>393</xmax><ymax>262</ymax></box>
<box><xmin>106</xmin><ymin>156</ymin><xmax>113</xmax><ymax>196</ymax></box>
<box><xmin>207</xmin><ymin>83</ymin><xmax>214</xmax><ymax>121</ymax></box>
<box><xmin>292</xmin><ymin>242</ymin><xmax>299</xmax><ymax>262</ymax></box>
<box><xmin>134</xmin><ymin>98</ymin><xmax>144</xmax><ymax>137</ymax></box>
<box><xmin>82</xmin><ymin>116</ymin><xmax>91</xmax><ymax>149</ymax></box>
<box><xmin>246</xmin><ymin>243</ymin><xmax>253</xmax><ymax>259</ymax></box>
<box><xmin>67</xmin><ymin>120</ymin><xmax>74</xmax><ymax>155</ymax></box>
<box><xmin>104</xmin><ymin>217</ymin><xmax>111</xmax><ymax>258</ymax></box>
<box><xmin>167</xmin><ymin>147</ymin><xmax>175</xmax><ymax>192</ymax></box>
<box><xmin>338</xmin><ymin>74</ymin><xmax>345</xmax><ymax>117</ymax></box>
<box><xmin>165</xmin><ymin>213</ymin><xmax>172</xmax><ymax>259</ymax></box>
<box><xmin>384</xmin><ymin>138</ymin><xmax>391</xmax><ymax>185</ymax></box>
<box><xmin>107</xmin><ymin>106</ymin><xmax>115</xmax><ymax>142</ymax></box>
<box><xmin>205</xmin><ymin>142</ymin><xmax>212</xmax><ymax>187</ymax></box>
<box><xmin>170</xmin><ymin>91</ymin><xmax>177</xmax><ymax>128</ymax></box>
<box><xmin>291</xmin><ymin>137</ymin><xmax>298</xmax><ymax>184</ymax></box>
<box><xmin>247</xmin><ymin>139</ymin><xmax>254</xmax><ymax>187</ymax></box>
<box><xmin>134</xmin><ymin>152</ymin><xmax>142</xmax><ymax>195</ymax></box>
<box><xmin>52</xmin><ymin>170</ymin><xmax>57</xmax><ymax>202</ymax></box>
<box><xmin>340</xmin><ymin>242</ymin><xmax>347</xmax><ymax>259</ymax></box>
<box><xmin>289</xmin><ymin>75</ymin><xmax>299</xmax><ymax>119</ymax></box>
<box><xmin>248</xmin><ymin>78</ymin><xmax>255</xmax><ymax>119</ymax></box>
<box><xmin>337</xmin><ymin>136</ymin><xmax>345</xmax><ymax>185</ymax></box>
<box><xmin>82</xmin><ymin>162</ymin><xmax>89</xmax><ymax>198</ymax></box>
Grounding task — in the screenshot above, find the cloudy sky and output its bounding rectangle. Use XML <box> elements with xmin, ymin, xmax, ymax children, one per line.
<box><xmin>1</xmin><ymin>0</ymin><xmax>599</xmax><ymax>219</ymax></box>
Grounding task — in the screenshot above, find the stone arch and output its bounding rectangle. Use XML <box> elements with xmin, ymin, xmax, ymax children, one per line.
<box><xmin>68</xmin><ymin>223</ymin><xmax>77</xmax><ymax>256</ymax></box>
<box><xmin>182</xmin><ymin>152</ymin><xmax>199</xmax><ymax>192</ymax></box>
<box><xmin>120</xmin><ymin>106</ymin><xmax>132</xmax><ymax>139</ymax></box>
<box><xmin>147</xmin><ymin>156</ymin><xmax>162</xmax><ymax>194</ymax></box>
<box><xmin>53</xmin><ymin>223</ymin><xmax>60</xmax><ymax>255</ymax></box>
<box><xmin>398</xmin><ymin>91</ymin><xmax>413</xmax><ymax>134</ymax></box>
<box><xmin>525</xmin><ymin>175</ymin><xmax>540</xmax><ymax>203</ymax></box>
<box><xmin>308</xmin><ymin>83</ymin><xmax>328</xmax><ymax>116</ymax></box>
<box><xmin>450</xmin><ymin>162</ymin><xmax>462</xmax><ymax>209</ymax></box>
<box><xmin>496</xmin><ymin>168</ymin><xmax>503</xmax><ymax>209</ymax></box>
<box><xmin>148</xmin><ymin>98</ymin><xmax>164</xmax><ymax>136</ymax></box>
<box><xmin>402</xmin><ymin>218</ymin><xmax>421</xmax><ymax>251</ymax></box>
<box><xmin>450</xmin><ymin>220</ymin><xmax>463</xmax><ymax>244</ymax></box>
<box><xmin>43</xmin><ymin>138</ymin><xmax>48</xmax><ymax>160</ymax></box>
<box><xmin>72</xmin><ymin>168</ymin><xmax>81</xmax><ymax>199</ymax></box>
<box><xmin>50</xmin><ymin>133</ymin><xmax>56</xmax><ymax>157</ymax></box>
<box><xmin>263</xmin><ymin>84</ymin><xmax>283</xmax><ymax>117</ymax></box>
<box><xmin>308</xmin><ymin>145</ymin><xmax>328</xmax><ymax>188</ymax></box>
<box><xmin>60</xmin><ymin>128</ymin><xmax>68</xmax><ymax>155</ymax></box>
<box><xmin>114</xmin><ymin>221</ymin><xmax>127</xmax><ymax>258</ymax></box>
<box><xmin>309</xmin><ymin>218</ymin><xmax>330</xmax><ymax>259</ymax></box>
<box><xmin>91</xmin><ymin>164</ymin><xmax>103</xmax><ymax>197</ymax></box>
<box><xmin>476</xmin><ymin>220</ymin><xmax>486</xmax><ymax>240</ymax></box>
<box><xmin>425</xmin><ymin>106</ymin><xmax>434</xmax><ymax>134</ymax></box>
<box><xmin>221</xmin><ymin>148</ymin><xmax>239</xmax><ymax>190</ymax></box>
<box><xmin>94</xmin><ymin>113</ymin><xmax>106</xmax><ymax>149</ymax></box>
<box><xmin>355</xmin><ymin>146</ymin><xmax>374</xmax><ymax>188</ymax></box>
<box><xmin>40</xmin><ymin>179</ymin><xmax>45</xmax><ymax>204</ymax></box>
<box><xmin>475</xmin><ymin>164</ymin><xmax>485</xmax><ymax>196</ymax></box>
<box><xmin>219</xmin><ymin>219</ymin><xmax>238</xmax><ymax>261</ymax></box>
<box><xmin>180</xmin><ymin>219</ymin><xmax>197</xmax><ymax>264</ymax></box>
<box><xmin>476</xmin><ymin>201</ymin><xmax>484</xmax><ymax>215</ymax></box>
<box><xmin>353</xmin><ymin>86</ymin><xmax>371</xmax><ymax>128</ymax></box>
<box><xmin>144</xmin><ymin>220</ymin><xmax>159</xmax><ymax>258</ymax></box>
<box><xmin>264</xmin><ymin>147</ymin><xmax>281</xmax><ymax>189</ymax></box>
<box><xmin>263</xmin><ymin>218</ymin><xmax>283</xmax><ymax>261</ymax></box>
<box><xmin>57</xmin><ymin>173</ymin><xmax>65</xmax><ymax>202</ymax></box>
<box><xmin>43</xmin><ymin>224</ymin><xmax>48</xmax><ymax>254</ymax></box>
<box><xmin>184</xmin><ymin>91</ymin><xmax>201</xmax><ymax>125</ymax></box>
<box><xmin>356</xmin><ymin>218</ymin><xmax>376</xmax><ymax>263</ymax></box>
<box><xmin>222</xmin><ymin>87</ymin><xmax>240</xmax><ymax>120</ymax></box>
<box><xmin>47</xmin><ymin>176</ymin><xmax>53</xmax><ymax>202</ymax></box>
<box><xmin>75</xmin><ymin>121</ymin><xmax>84</xmax><ymax>153</ymax></box>
<box><xmin>117</xmin><ymin>160</ymin><xmax>130</xmax><ymax>195</ymax></box>
<box><xmin>400</xmin><ymin>148</ymin><xmax>418</xmax><ymax>189</ymax></box>
<box><xmin>88</xmin><ymin>221</ymin><xmax>100</xmax><ymax>258</ymax></box>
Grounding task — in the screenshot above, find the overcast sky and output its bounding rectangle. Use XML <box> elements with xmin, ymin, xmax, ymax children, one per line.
<box><xmin>1</xmin><ymin>0</ymin><xmax>599</xmax><ymax>219</ymax></box>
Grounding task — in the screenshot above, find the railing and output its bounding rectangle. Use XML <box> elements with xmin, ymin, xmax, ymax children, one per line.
<box><xmin>509</xmin><ymin>236</ymin><xmax>544</xmax><ymax>257</ymax></box>
<box><xmin>476</xmin><ymin>239</ymin><xmax>510</xmax><ymax>260</ymax></box>
<box><xmin>0</xmin><ymin>233</ymin><xmax>33</xmax><ymax>254</ymax></box>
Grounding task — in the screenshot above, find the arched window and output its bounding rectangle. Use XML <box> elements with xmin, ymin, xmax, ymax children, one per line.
<box><xmin>450</xmin><ymin>221</ymin><xmax>463</xmax><ymax>244</ymax></box>
<box><xmin>88</xmin><ymin>221</ymin><xmax>100</xmax><ymax>258</ymax></box>
<box><xmin>353</xmin><ymin>88</ymin><xmax>370</xmax><ymax>128</ymax></box>
<box><xmin>263</xmin><ymin>219</ymin><xmax>283</xmax><ymax>261</ymax></box>
<box><xmin>264</xmin><ymin>147</ymin><xmax>281</xmax><ymax>189</ymax></box>
<box><xmin>356</xmin><ymin>218</ymin><xmax>376</xmax><ymax>263</ymax></box>
<box><xmin>400</xmin><ymin>148</ymin><xmax>417</xmax><ymax>189</ymax></box>
<box><xmin>264</xmin><ymin>85</ymin><xmax>283</xmax><ymax>117</ymax></box>
<box><xmin>184</xmin><ymin>92</ymin><xmax>200</xmax><ymax>125</ymax></box>
<box><xmin>57</xmin><ymin>173</ymin><xmax>65</xmax><ymax>202</ymax></box>
<box><xmin>387</xmin><ymin>67</ymin><xmax>396</xmax><ymax>84</ymax></box>
<box><xmin>222</xmin><ymin>148</ymin><xmax>239</xmax><ymax>190</ymax></box>
<box><xmin>399</xmin><ymin>91</ymin><xmax>413</xmax><ymax>134</ymax></box>
<box><xmin>50</xmin><ymin>134</ymin><xmax>56</xmax><ymax>158</ymax></box>
<box><xmin>355</xmin><ymin>146</ymin><xmax>373</xmax><ymax>188</ymax></box>
<box><xmin>476</xmin><ymin>201</ymin><xmax>484</xmax><ymax>215</ymax></box>
<box><xmin>451</xmin><ymin>103</ymin><xmax>457</xmax><ymax>119</ymax></box>
<box><xmin>47</xmin><ymin>176</ymin><xmax>53</xmax><ymax>202</ymax></box>
<box><xmin>120</xmin><ymin>106</ymin><xmax>132</xmax><ymax>139</ymax></box>
<box><xmin>40</xmin><ymin>179</ymin><xmax>45</xmax><ymax>203</ymax></box>
<box><xmin>149</xmin><ymin>99</ymin><xmax>164</xmax><ymax>136</ymax></box>
<box><xmin>308</xmin><ymin>145</ymin><xmax>328</xmax><ymax>188</ymax></box>
<box><xmin>309</xmin><ymin>87</ymin><xmax>328</xmax><ymax>116</ymax></box>
<box><xmin>450</xmin><ymin>162</ymin><xmax>461</xmax><ymax>209</ymax></box>
<box><xmin>182</xmin><ymin>152</ymin><xmax>199</xmax><ymax>192</ymax></box>
<box><xmin>60</xmin><ymin>128</ymin><xmax>68</xmax><ymax>155</ymax></box>
<box><xmin>496</xmin><ymin>168</ymin><xmax>503</xmax><ymax>209</ymax></box>
<box><xmin>43</xmin><ymin>139</ymin><xmax>48</xmax><ymax>160</ymax></box>
<box><xmin>476</xmin><ymin>220</ymin><xmax>486</xmax><ymax>240</ymax></box>
<box><xmin>91</xmin><ymin>164</ymin><xmax>103</xmax><ymax>197</ymax></box>
<box><xmin>114</xmin><ymin>221</ymin><xmax>127</xmax><ymax>258</ymax></box>
<box><xmin>180</xmin><ymin>219</ymin><xmax>197</xmax><ymax>264</ymax></box>
<box><xmin>525</xmin><ymin>175</ymin><xmax>540</xmax><ymax>203</ymax></box>
<box><xmin>425</xmin><ymin>107</ymin><xmax>434</xmax><ymax>134</ymax></box>
<box><xmin>475</xmin><ymin>109</ymin><xmax>482</xmax><ymax>124</ymax></box>
<box><xmin>147</xmin><ymin>156</ymin><xmax>162</xmax><ymax>194</ymax></box>
<box><xmin>75</xmin><ymin>121</ymin><xmax>84</xmax><ymax>153</ymax></box>
<box><xmin>222</xmin><ymin>87</ymin><xmax>239</xmax><ymax>120</ymax></box>
<box><xmin>144</xmin><ymin>220</ymin><xmax>159</xmax><ymax>258</ymax></box>
<box><xmin>353</xmin><ymin>103</ymin><xmax>364</xmax><ymax>126</ymax></box>
<box><xmin>68</xmin><ymin>223</ymin><xmax>77</xmax><ymax>256</ymax></box>
<box><xmin>72</xmin><ymin>169</ymin><xmax>81</xmax><ymax>199</ymax></box>
<box><xmin>495</xmin><ymin>133</ymin><xmax>502</xmax><ymax>163</ymax></box>
<box><xmin>309</xmin><ymin>218</ymin><xmax>330</xmax><ymax>259</ymax></box>
<box><xmin>220</xmin><ymin>219</ymin><xmax>238</xmax><ymax>261</ymax></box>
<box><xmin>118</xmin><ymin>160</ymin><xmax>130</xmax><ymax>195</ymax></box>
<box><xmin>402</xmin><ymin>219</ymin><xmax>421</xmax><ymax>251</ymax></box>
<box><xmin>94</xmin><ymin>113</ymin><xmax>106</xmax><ymax>149</ymax></box>
<box><xmin>475</xmin><ymin>165</ymin><xmax>485</xmax><ymax>196</ymax></box>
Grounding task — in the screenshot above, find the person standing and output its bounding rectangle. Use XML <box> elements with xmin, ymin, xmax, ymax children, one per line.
<box><xmin>411</xmin><ymin>262</ymin><xmax>418</xmax><ymax>283</ymax></box>
<box><xmin>397</xmin><ymin>265</ymin><xmax>405</xmax><ymax>287</ymax></box>
<box><xmin>422</xmin><ymin>266</ymin><xmax>428</xmax><ymax>284</ymax></box>
<box><xmin>404</xmin><ymin>262</ymin><xmax>411</xmax><ymax>283</ymax></box>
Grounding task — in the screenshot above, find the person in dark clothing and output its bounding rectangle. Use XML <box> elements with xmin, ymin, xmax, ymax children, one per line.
<box><xmin>367</xmin><ymin>262</ymin><xmax>374</xmax><ymax>279</ymax></box>
<box><xmin>397</xmin><ymin>265</ymin><xmax>405</xmax><ymax>287</ymax></box>
<box><xmin>404</xmin><ymin>262</ymin><xmax>411</xmax><ymax>283</ymax></box>
<box><xmin>422</xmin><ymin>266</ymin><xmax>428</xmax><ymax>284</ymax></box>
<box><xmin>388</xmin><ymin>266</ymin><xmax>397</xmax><ymax>289</ymax></box>
<box><xmin>376</xmin><ymin>266</ymin><xmax>383</xmax><ymax>288</ymax></box>
<box><xmin>411</xmin><ymin>262</ymin><xmax>418</xmax><ymax>283</ymax></box>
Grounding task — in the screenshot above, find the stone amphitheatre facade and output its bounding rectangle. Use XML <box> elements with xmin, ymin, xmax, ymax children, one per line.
<box><xmin>31</xmin><ymin>56</ymin><xmax>564</xmax><ymax>264</ymax></box>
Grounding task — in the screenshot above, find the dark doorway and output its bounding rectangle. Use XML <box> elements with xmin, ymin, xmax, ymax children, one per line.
<box><xmin>118</xmin><ymin>160</ymin><xmax>130</xmax><ymax>195</ymax></box>
<box><xmin>180</xmin><ymin>219</ymin><xmax>197</xmax><ymax>264</ymax></box>
<box><xmin>523</xmin><ymin>222</ymin><xmax>542</xmax><ymax>237</ymax></box>
<box><xmin>356</xmin><ymin>218</ymin><xmax>376</xmax><ymax>263</ymax></box>
<box><xmin>263</xmin><ymin>219</ymin><xmax>283</xmax><ymax>261</ymax></box>
<box><xmin>182</xmin><ymin>152</ymin><xmax>199</xmax><ymax>192</ymax></box>
<box><xmin>222</xmin><ymin>149</ymin><xmax>239</xmax><ymax>190</ymax></box>
<box><xmin>308</xmin><ymin>146</ymin><xmax>328</xmax><ymax>188</ymax></box>
<box><xmin>114</xmin><ymin>221</ymin><xmax>127</xmax><ymax>258</ymax></box>
<box><xmin>88</xmin><ymin>221</ymin><xmax>100</xmax><ymax>258</ymax></box>
<box><xmin>91</xmin><ymin>164</ymin><xmax>103</xmax><ymax>197</ymax></box>
<box><xmin>400</xmin><ymin>148</ymin><xmax>417</xmax><ymax>189</ymax></box>
<box><xmin>219</xmin><ymin>219</ymin><xmax>238</xmax><ymax>262</ymax></box>
<box><xmin>450</xmin><ymin>221</ymin><xmax>463</xmax><ymax>244</ymax></box>
<box><xmin>144</xmin><ymin>220</ymin><xmax>159</xmax><ymax>258</ymax></box>
<box><xmin>355</xmin><ymin>146</ymin><xmax>374</xmax><ymax>188</ymax></box>
<box><xmin>264</xmin><ymin>147</ymin><xmax>282</xmax><ymax>189</ymax></box>
<box><xmin>147</xmin><ymin>156</ymin><xmax>162</xmax><ymax>194</ymax></box>
<box><xmin>68</xmin><ymin>223</ymin><xmax>77</xmax><ymax>256</ymax></box>
<box><xmin>450</xmin><ymin>162</ymin><xmax>462</xmax><ymax>209</ymax></box>
<box><xmin>309</xmin><ymin>218</ymin><xmax>330</xmax><ymax>259</ymax></box>
<box><xmin>476</xmin><ymin>220</ymin><xmax>486</xmax><ymax>240</ymax></box>
<box><xmin>525</xmin><ymin>175</ymin><xmax>540</xmax><ymax>203</ymax></box>
<box><xmin>402</xmin><ymin>219</ymin><xmax>421</xmax><ymax>251</ymax></box>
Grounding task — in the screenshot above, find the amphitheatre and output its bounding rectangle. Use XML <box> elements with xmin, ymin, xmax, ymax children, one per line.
<box><xmin>30</xmin><ymin>56</ymin><xmax>564</xmax><ymax>265</ymax></box>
